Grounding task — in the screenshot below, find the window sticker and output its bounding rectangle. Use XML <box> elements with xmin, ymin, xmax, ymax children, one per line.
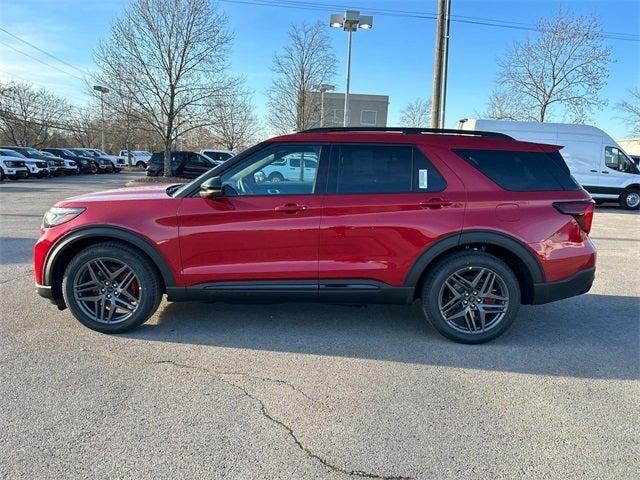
<box><xmin>419</xmin><ymin>169</ymin><xmax>428</xmax><ymax>189</ymax></box>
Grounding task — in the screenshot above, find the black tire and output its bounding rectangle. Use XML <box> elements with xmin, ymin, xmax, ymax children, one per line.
<box><xmin>136</xmin><ymin>161</ymin><xmax>146</xmax><ymax>169</ymax></box>
<box><xmin>619</xmin><ymin>189</ymin><xmax>640</xmax><ymax>210</ymax></box>
<box><xmin>268</xmin><ymin>172</ymin><xmax>284</xmax><ymax>182</ymax></box>
<box><xmin>62</xmin><ymin>242</ymin><xmax>163</xmax><ymax>333</ymax></box>
<box><xmin>420</xmin><ymin>251</ymin><xmax>521</xmax><ymax>344</ymax></box>
<box><xmin>0</xmin><ymin>167</ymin><xmax>4</xmax><ymax>181</ymax></box>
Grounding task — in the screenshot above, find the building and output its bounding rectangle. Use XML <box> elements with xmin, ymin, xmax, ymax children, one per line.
<box><xmin>617</xmin><ymin>138</ymin><xmax>640</xmax><ymax>155</ymax></box>
<box><xmin>312</xmin><ymin>92</ymin><xmax>389</xmax><ymax>128</ymax></box>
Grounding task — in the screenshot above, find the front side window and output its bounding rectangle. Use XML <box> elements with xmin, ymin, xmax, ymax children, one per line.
<box><xmin>605</xmin><ymin>146</ymin><xmax>639</xmax><ymax>174</ymax></box>
<box><xmin>220</xmin><ymin>144</ymin><xmax>322</xmax><ymax>196</ymax></box>
<box><xmin>333</xmin><ymin>145</ymin><xmax>446</xmax><ymax>194</ymax></box>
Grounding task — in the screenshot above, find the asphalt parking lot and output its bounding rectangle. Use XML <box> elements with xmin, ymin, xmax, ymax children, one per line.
<box><xmin>1</xmin><ymin>173</ymin><xmax>638</xmax><ymax>479</ymax></box>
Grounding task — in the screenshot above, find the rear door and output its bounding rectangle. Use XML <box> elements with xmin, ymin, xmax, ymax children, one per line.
<box><xmin>319</xmin><ymin>143</ymin><xmax>466</xmax><ymax>290</ymax></box>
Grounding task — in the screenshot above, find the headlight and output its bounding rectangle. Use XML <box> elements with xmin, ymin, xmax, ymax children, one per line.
<box><xmin>42</xmin><ymin>207</ymin><xmax>86</xmax><ymax>228</ymax></box>
<box><xmin>4</xmin><ymin>161</ymin><xmax>19</xmax><ymax>168</ymax></box>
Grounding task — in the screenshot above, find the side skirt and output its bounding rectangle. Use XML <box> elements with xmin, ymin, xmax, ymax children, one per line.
<box><xmin>167</xmin><ymin>280</ymin><xmax>414</xmax><ymax>305</ymax></box>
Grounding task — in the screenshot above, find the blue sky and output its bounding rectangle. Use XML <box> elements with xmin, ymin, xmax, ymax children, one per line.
<box><xmin>0</xmin><ymin>0</ymin><xmax>638</xmax><ymax>138</ymax></box>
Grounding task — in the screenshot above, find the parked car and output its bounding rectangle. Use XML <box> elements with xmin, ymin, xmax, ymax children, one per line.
<box><xmin>0</xmin><ymin>151</ymin><xmax>30</xmax><ymax>180</ymax></box>
<box><xmin>34</xmin><ymin>127</ymin><xmax>597</xmax><ymax>344</ymax></box>
<box><xmin>260</xmin><ymin>152</ymin><xmax>317</xmax><ymax>182</ymax></box>
<box><xmin>86</xmin><ymin>148</ymin><xmax>126</xmax><ymax>170</ymax></box>
<box><xmin>67</xmin><ymin>148</ymin><xmax>114</xmax><ymax>173</ymax></box>
<box><xmin>1</xmin><ymin>146</ymin><xmax>64</xmax><ymax>176</ymax></box>
<box><xmin>200</xmin><ymin>149</ymin><xmax>236</xmax><ymax>163</ymax></box>
<box><xmin>119</xmin><ymin>150</ymin><xmax>152</xmax><ymax>168</ymax></box>
<box><xmin>39</xmin><ymin>151</ymin><xmax>79</xmax><ymax>175</ymax></box>
<box><xmin>458</xmin><ymin>119</ymin><xmax>640</xmax><ymax>210</ymax></box>
<box><xmin>146</xmin><ymin>151</ymin><xmax>217</xmax><ymax>178</ymax></box>
<box><xmin>40</xmin><ymin>148</ymin><xmax>98</xmax><ymax>174</ymax></box>
<box><xmin>0</xmin><ymin>149</ymin><xmax>49</xmax><ymax>178</ymax></box>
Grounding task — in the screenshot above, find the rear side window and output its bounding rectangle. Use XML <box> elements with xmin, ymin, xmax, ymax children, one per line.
<box><xmin>333</xmin><ymin>145</ymin><xmax>446</xmax><ymax>193</ymax></box>
<box><xmin>454</xmin><ymin>149</ymin><xmax>580</xmax><ymax>191</ymax></box>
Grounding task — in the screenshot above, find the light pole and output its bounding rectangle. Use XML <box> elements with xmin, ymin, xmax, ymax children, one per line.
<box><xmin>314</xmin><ymin>84</ymin><xmax>335</xmax><ymax>127</ymax></box>
<box><xmin>330</xmin><ymin>10</ymin><xmax>373</xmax><ymax>127</ymax></box>
<box><xmin>93</xmin><ymin>85</ymin><xmax>109</xmax><ymax>151</ymax></box>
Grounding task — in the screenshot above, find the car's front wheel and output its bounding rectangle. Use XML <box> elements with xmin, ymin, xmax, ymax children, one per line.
<box><xmin>421</xmin><ymin>251</ymin><xmax>521</xmax><ymax>344</ymax></box>
<box><xmin>62</xmin><ymin>242</ymin><xmax>163</xmax><ymax>333</ymax></box>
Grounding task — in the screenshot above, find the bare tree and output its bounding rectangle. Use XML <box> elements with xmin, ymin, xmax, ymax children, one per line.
<box><xmin>0</xmin><ymin>81</ymin><xmax>71</xmax><ymax>147</ymax></box>
<box><xmin>617</xmin><ymin>87</ymin><xmax>640</xmax><ymax>136</ymax></box>
<box><xmin>267</xmin><ymin>22</ymin><xmax>336</xmax><ymax>134</ymax></box>
<box><xmin>209</xmin><ymin>85</ymin><xmax>261</xmax><ymax>151</ymax></box>
<box><xmin>489</xmin><ymin>10</ymin><xmax>612</xmax><ymax>123</ymax></box>
<box><xmin>400</xmin><ymin>98</ymin><xmax>431</xmax><ymax>127</ymax></box>
<box><xmin>94</xmin><ymin>0</ymin><xmax>234</xmax><ymax>176</ymax></box>
<box><xmin>67</xmin><ymin>106</ymin><xmax>101</xmax><ymax>147</ymax></box>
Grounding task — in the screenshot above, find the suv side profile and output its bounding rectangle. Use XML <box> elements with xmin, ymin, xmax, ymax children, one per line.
<box><xmin>146</xmin><ymin>151</ymin><xmax>218</xmax><ymax>178</ymax></box>
<box><xmin>34</xmin><ymin>128</ymin><xmax>596</xmax><ymax>344</ymax></box>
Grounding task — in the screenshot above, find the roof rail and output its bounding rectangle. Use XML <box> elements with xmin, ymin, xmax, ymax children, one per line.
<box><xmin>298</xmin><ymin>126</ymin><xmax>515</xmax><ymax>140</ymax></box>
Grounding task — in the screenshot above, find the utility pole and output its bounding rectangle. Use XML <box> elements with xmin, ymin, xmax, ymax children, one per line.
<box><xmin>430</xmin><ymin>0</ymin><xmax>452</xmax><ymax>128</ymax></box>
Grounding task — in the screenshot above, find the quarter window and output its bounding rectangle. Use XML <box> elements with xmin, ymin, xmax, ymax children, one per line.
<box><xmin>454</xmin><ymin>149</ymin><xmax>580</xmax><ymax>191</ymax></box>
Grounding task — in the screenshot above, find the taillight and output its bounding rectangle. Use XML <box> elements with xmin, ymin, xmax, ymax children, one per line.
<box><xmin>553</xmin><ymin>200</ymin><xmax>595</xmax><ymax>234</ymax></box>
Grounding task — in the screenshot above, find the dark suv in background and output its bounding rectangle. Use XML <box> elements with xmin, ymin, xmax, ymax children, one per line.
<box><xmin>40</xmin><ymin>148</ymin><xmax>98</xmax><ymax>174</ymax></box>
<box><xmin>146</xmin><ymin>151</ymin><xmax>218</xmax><ymax>178</ymax></box>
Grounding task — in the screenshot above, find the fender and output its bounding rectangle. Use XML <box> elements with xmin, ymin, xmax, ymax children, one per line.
<box><xmin>43</xmin><ymin>225</ymin><xmax>176</xmax><ymax>288</ymax></box>
<box><xmin>403</xmin><ymin>230</ymin><xmax>545</xmax><ymax>287</ymax></box>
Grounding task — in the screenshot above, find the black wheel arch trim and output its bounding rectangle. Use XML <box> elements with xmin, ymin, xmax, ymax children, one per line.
<box><xmin>403</xmin><ymin>230</ymin><xmax>545</xmax><ymax>287</ymax></box>
<box><xmin>43</xmin><ymin>225</ymin><xmax>176</xmax><ymax>289</ymax></box>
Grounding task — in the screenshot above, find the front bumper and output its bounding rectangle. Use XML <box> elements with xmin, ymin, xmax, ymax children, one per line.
<box><xmin>5</xmin><ymin>169</ymin><xmax>29</xmax><ymax>179</ymax></box>
<box><xmin>531</xmin><ymin>267</ymin><xmax>595</xmax><ymax>304</ymax></box>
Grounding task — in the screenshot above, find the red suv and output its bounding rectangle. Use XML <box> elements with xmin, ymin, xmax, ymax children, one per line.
<box><xmin>34</xmin><ymin>128</ymin><xmax>596</xmax><ymax>343</ymax></box>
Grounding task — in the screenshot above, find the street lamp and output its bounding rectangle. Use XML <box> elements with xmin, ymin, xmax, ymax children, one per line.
<box><xmin>314</xmin><ymin>83</ymin><xmax>335</xmax><ymax>127</ymax></box>
<box><xmin>93</xmin><ymin>85</ymin><xmax>110</xmax><ymax>152</ymax></box>
<box><xmin>330</xmin><ymin>10</ymin><xmax>373</xmax><ymax>127</ymax></box>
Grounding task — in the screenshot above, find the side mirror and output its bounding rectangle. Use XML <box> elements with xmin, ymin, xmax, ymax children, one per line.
<box><xmin>199</xmin><ymin>176</ymin><xmax>224</xmax><ymax>199</ymax></box>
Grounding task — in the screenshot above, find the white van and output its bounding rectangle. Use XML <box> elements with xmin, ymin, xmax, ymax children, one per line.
<box><xmin>458</xmin><ymin>119</ymin><xmax>640</xmax><ymax>210</ymax></box>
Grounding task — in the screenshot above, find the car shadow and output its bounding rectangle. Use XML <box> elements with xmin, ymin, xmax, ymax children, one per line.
<box><xmin>125</xmin><ymin>293</ymin><xmax>640</xmax><ymax>381</ymax></box>
<box><xmin>0</xmin><ymin>237</ymin><xmax>35</xmax><ymax>264</ymax></box>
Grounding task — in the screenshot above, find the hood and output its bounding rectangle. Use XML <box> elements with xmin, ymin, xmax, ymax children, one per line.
<box><xmin>60</xmin><ymin>185</ymin><xmax>177</xmax><ymax>205</ymax></box>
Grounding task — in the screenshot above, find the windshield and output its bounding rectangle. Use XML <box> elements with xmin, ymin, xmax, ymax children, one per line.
<box><xmin>0</xmin><ymin>149</ymin><xmax>25</xmax><ymax>158</ymax></box>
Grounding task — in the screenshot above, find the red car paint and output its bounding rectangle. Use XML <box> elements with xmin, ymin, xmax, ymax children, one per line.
<box><xmin>34</xmin><ymin>132</ymin><xmax>596</xmax><ymax>301</ymax></box>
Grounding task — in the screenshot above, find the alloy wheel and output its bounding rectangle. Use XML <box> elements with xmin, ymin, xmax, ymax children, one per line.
<box><xmin>625</xmin><ymin>191</ymin><xmax>640</xmax><ymax>208</ymax></box>
<box><xmin>438</xmin><ymin>266</ymin><xmax>509</xmax><ymax>334</ymax></box>
<box><xmin>72</xmin><ymin>257</ymin><xmax>141</xmax><ymax>324</ymax></box>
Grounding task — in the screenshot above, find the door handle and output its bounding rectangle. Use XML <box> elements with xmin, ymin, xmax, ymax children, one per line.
<box><xmin>274</xmin><ymin>203</ymin><xmax>307</xmax><ymax>213</ymax></box>
<box><xmin>601</xmin><ymin>171</ymin><xmax>610</xmax><ymax>174</ymax></box>
<box><xmin>589</xmin><ymin>170</ymin><xmax>598</xmax><ymax>173</ymax></box>
<box><xmin>419</xmin><ymin>198</ymin><xmax>453</xmax><ymax>209</ymax></box>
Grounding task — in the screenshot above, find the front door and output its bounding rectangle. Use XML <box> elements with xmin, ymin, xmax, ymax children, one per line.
<box><xmin>177</xmin><ymin>143</ymin><xmax>328</xmax><ymax>287</ymax></box>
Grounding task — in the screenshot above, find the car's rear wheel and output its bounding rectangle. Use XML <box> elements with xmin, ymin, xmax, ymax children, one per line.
<box><xmin>421</xmin><ymin>251</ymin><xmax>521</xmax><ymax>344</ymax></box>
<box><xmin>62</xmin><ymin>242</ymin><xmax>163</xmax><ymax>333</ymax></box>
<box><xmin>620</xmin><ymin>189</ymin><xmax>640</xmax><ymax>210</ymax></box>
<box><xmin>136</xmin><ymin>161</ymin><xmax>146</xmax><ymax>169</ymax></box>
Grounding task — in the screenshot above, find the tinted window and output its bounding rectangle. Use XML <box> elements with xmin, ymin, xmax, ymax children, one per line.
<box><xmin>334</xmin><ymin>145</ymin><xmax>446</xmax><ymax>194</ymax></box>
<box><xmin>454</xmin><ymin>149</ymin><xmax>580</xmax><ymax>191</ymax></box>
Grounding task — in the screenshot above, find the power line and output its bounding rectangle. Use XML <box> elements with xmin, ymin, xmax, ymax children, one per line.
<box><xmin>0</xmin><ymin>27</ymin><xmax>89</xmax><ymax>76</ymax></box>
<box><xmin>218</xmin><ymin>0</ymin><xmax>640</xmax><ymax>42</ymax></box>
<box><xmin>0</xmin><ymin>40</ymin><xmax>86</xmax><ymax>82</ymax></box>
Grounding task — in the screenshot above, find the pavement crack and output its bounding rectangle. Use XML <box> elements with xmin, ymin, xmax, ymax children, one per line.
<box><xmin>155</xmin><ymin>358</ymin><xmax>412</xmax><ymax>480</ymax></box>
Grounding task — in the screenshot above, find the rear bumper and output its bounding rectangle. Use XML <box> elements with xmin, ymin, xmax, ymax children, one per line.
<box><xmin>531</xmin><ymin>267</ymin><xmax>595</xmax><ymax>305</ymax></box>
